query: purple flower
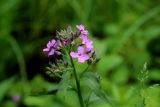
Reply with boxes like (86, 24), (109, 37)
(70, 46), (89, 63)
(12, 95), (21, 103)
(81, 35), (93, 51)
(43, 39), (61, 56)
(76, 24), (85, 31)
(76, 24), (88, 36)
(81, 30), (88, 36)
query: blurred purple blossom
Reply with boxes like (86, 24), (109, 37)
(12, 95), (21, 103)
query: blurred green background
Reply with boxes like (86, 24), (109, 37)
(0, 0), (160, 107)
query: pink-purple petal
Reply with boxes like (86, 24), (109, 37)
(81, 30), (88, 35)
(82, 35), (88, 44)
(51, 39), (56, 45)
(82, 54), (89, 60)
(48, 49), (55, 56)
(43, 48), (49, 52)
(47, 41), (52, 48)
(76, 24), (85, 31)
(87, 38), (93, 44)
(78, 46), (84, 54)
(86, 42), (93, 49)
(70, 52), (78, 58)
(81, 35), (87, 39)
(78, 57), (85, 63)
(86, 48), (91, 51)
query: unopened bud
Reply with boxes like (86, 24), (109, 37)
(55, 51), (61, 55)
(87, 59), (92, 64)
(95, 58), (100, 63)
(67, 25), (72, 31)
(76, 31), (81, 37)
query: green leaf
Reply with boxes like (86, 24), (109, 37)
(30, 87), (58, 96)
(24, 95), (55, 107)
(30, 75), (58, 96)
(97, 54), (123, 75)
(0, 76), (16, 102)
(58, 71), (72, 90)
(30, 72), (73, 96)
(57, 71), (73, 98)
(81, 72), (101, 90)
(81, 72), (113, 106)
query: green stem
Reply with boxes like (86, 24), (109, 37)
(69, 55), (85, 107)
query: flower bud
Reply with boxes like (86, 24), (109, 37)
(87, 59), (92, 64)
(95, 58), (100, 63)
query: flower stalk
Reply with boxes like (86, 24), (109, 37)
(69, 54), (85, 107)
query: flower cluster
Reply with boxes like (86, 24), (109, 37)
(70, 24), (94, 63)
(43, 25), (100, 107)
(43, 24), (98, 64)
(43, 39), (61, 56)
